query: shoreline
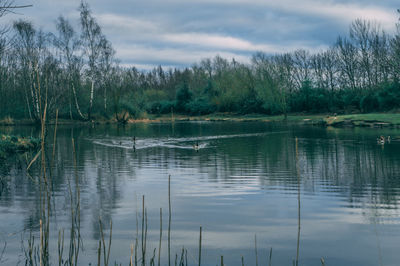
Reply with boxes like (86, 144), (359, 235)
(1, 113), (400, 128)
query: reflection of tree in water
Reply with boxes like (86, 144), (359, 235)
(88, 141), (125, 239)
(0, 154), (46, 231)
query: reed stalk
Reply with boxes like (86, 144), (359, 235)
(255, 234), (258, 266)
(135, 238), (138, 266)
(198, 226), (202, 266)
(97, 239), (101, 266)
(107, 220), (112, 266)
(40, 219), (43, 266)
(141, 195), (145, 266)
(0, 242), (6, 264)
(269, 247), (272, 266)
(168, 175), (171, 266)
(158, 208), (162, 266)
(130, 244), (134, 266)
(295, 137), (301, 266)
(58, 229), (64, 266)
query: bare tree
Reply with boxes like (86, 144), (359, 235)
(79, 1), (104, 120)
(13, 20), (40, 120)
(336, 36), (359, 90)
(98, 37), (115, 113)
(292, 49), (311, 89)
(390, 9), (400, 82)
(54, 16), (86, 119)
(0, 0), (31, 17)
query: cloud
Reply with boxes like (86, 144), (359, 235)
(116, 45), (252, 65)
(2, 0), (399, 69)
(97, 14), (288, 53)
(156, 0), (398, 29)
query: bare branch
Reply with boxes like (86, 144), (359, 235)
(0, 1), (32, 17)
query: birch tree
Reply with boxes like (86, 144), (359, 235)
(55, 16), (86, 119)
(79, 1), (104, 120)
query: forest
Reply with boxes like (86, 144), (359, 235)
(1, 3), (400, 122)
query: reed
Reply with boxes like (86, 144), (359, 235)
(57, 229), (64, 266)
(0, 242), (6, 264)
(141, 195), (146, 266)
(295, 137), (301, 266)
(168, 175), (171, 266)
(149, 249), (156, 266)
(158, 208), (162, 266)
(99, 218), (113, 266)
(198, 226), (202, 266)
(98, 239), (102, 266)
(268, 247), (272, 266)
(254, 234), (258, 266)
(130, 244), (134, 266)
(135, 238), (138, 266)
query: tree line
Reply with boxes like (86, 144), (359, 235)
(1, 3), (400, 122)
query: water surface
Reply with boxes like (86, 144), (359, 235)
(1, 122), (400, 265)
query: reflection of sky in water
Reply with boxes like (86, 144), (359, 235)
(1, 122), (400, 265)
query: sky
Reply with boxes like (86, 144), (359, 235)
(2, 0), (399, 69)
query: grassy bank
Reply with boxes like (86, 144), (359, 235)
(0, 134), (40, 159)
(139, 112), (400, 128)
(2, 113), (400, 128)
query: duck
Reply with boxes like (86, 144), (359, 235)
(193, 141), (199, 152)
(377, 135), (385, 145)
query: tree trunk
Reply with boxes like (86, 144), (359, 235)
(24, 86), (33, 121)
(88, 78), (94, 120)
(104, 85), (107, 113)
(71, 82), (86, 120)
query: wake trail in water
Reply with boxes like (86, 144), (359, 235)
(89, 131), (288, 150)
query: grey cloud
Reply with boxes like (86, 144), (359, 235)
(2, 0), (399, 69)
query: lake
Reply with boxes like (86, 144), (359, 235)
(1, 121), (400, 266)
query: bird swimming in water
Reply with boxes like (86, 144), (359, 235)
(377, 135), (385, 145)
(132, 136), (136, 152)
(193, 141), (199, 152)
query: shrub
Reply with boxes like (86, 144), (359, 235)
(360, 92), (379, 113)
(147, 100), (175, 114)
(238, 97), (263, 114)
(175, 83), (192, 113)
(185, 98), (215, 115)
(377, 83), (400, 110)
(261, 101), (283, 115)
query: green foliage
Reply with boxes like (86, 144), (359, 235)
(261, 101), (283, 115)
(360, 92), (379, 113)
(147, 100), (175, 114)
(175, 83), (192, 113)
(290, 81), (330, 113)
(119, 101), (139, 118)
(377, 83), (400, 110)
(185, 97), (216, 115)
